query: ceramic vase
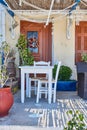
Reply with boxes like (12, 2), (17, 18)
(0, 87), (14, 117)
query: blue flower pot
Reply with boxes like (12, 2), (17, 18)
(56, 80), (77, 91)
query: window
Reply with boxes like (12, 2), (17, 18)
(27, 31), (39, 53)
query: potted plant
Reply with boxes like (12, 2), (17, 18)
(0, 41), (10, 87)
(53, 65), (77, 91)
(0, 41), (14, 117)
(76, 53), (87, 99)
(16, 34), (34, 65)
(81, 53), (87, 62)
(0, 86), (14, 117)
(64, 110), (87, 130)
(76, 53), (87, 73)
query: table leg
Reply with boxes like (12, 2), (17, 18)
(26, 73), (29, 97)
(48, 70), (52, 104)
(21, 71), (25, 103)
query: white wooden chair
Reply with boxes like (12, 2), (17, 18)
(28, 61), (50, 97)
(36, 61), (61, 103)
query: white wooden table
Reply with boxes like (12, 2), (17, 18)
(19, 66), (53, 104)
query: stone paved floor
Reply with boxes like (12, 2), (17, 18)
(0, 90), (87, 129)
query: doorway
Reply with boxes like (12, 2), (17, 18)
(75, 21), (87, 63)
(20, 21), (52, 63)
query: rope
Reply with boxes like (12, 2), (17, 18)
(46, 0), (55, 26)
(81, 0), (87, 7)
(23, 0), (47, 12)
(1, 1), (87, 23)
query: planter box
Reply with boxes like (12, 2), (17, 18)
(76, 62), (87, 73)
(76, 62), (87, 99)
(77, 73), (87, 99)
(56, 81), (77, 91)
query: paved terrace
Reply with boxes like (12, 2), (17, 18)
(0, 90), (87, 130)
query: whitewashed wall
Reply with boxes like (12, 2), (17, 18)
(0, 4), (5, 65)
(0, 5), (20, 77)
(5, 14), (20, 77)
(1, 5), (87, 79)
(53, 15), (87, 80)
(0, 4), (5, 45)
(53, 17), (76, 79)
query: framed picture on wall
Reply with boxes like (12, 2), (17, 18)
(27, 31), (39, 53)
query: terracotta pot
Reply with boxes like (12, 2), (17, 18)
(0, 87), (14, 117)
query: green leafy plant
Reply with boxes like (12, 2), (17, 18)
(0, 41), (10, 87)
(16, 34), (34, 65)
(53, 65), (72, 81)
(81, 53), (87, 62)
(64, 110), (87, 130)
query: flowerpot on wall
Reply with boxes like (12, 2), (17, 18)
(0, 87), (14, 117)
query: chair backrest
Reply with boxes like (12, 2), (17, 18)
(34, 61), (50, 78)
(55, 61), (61, 83)
(34, 61), (50, 66)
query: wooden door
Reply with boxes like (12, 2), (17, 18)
(75, 22), (87, 63)
(20, 21), (52, 63)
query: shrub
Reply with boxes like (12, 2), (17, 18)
(53, 65), (72, 81)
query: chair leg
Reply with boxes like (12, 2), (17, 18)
(53, 84), (56, 103)
(39, 93), (41, 98)
(45, 83), (48, 98)
(53, 91), (56, 103)
(28, 78), (31, 98)
(36, 80), (40, 103)
(34, 81), (37, 95)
